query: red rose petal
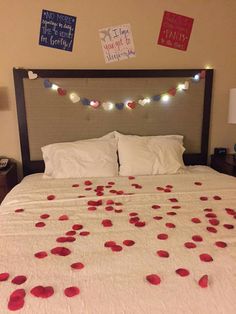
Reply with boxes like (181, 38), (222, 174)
(72, 224), (83, 230)
(146, 274), (161, 285)
(10, 289), (26, 299)
(200, 196), (208, 201)
(115, 202), (123, 206)
(79, 231), (90, 236)
(106, 200), (114, 205)
(30, 286), (54, 298)
(102, 219), (113, 227)
(172, 205), (181, 209)
(169, 198), (178, 202)
(15, 208), (24, 213)
(59, 215), (69, 221)
(157, 250), (169, 258)
(152, 205), (161, 209)
(11, 275), (27, 285)
(8, 292), (25, 311)
(71, 262), (84, 270)
(50, 247), (71, 256)
(223, 224), (234, 229)
(206, 226), (217, 233)
(123, 240), (135, 247)
(128, 176), (135, 180)
(194, 182), (202, 186)
(40, 214), (50, 219)
(135, 221), (146, 227)
(165, 223), (176, 228)
(66, 230), (76, 236)
(104, 241), (116, 248)
(35, 222), (46, 228)
(115, 209), (123, 213)
(0, 272), (9, 281)
(215, 241), (227, 248)
(34, 251), (48, 259)
(72, 184), (79, 187)
(47, 195), (55, 200)
(88, 206), (97, 211)
(105, 206), (114, 211)
(184, 242), (197, 249)
(157, 233), (168, 240)
(198, 275), (208, 288)
(225, 208), (236, 215)
(84, 180), (92, 186)
(176, 268), (190, 277)
(204, 208), (213, 212)
(205, 213), (217, 218)
(164, 188), (171, 193)
(153, 216), (163, 220)
(213, 195), (221, 200)
(111, 245), (123, 252)
(64, 286), (80, 297)
(108, 181), (115, 185)
(191, 218), (201, 223)
(199, 253), (213, 262)
(209, 218), (219, 226)
(167, 211), (177, 216)
(129, 217), (140, 224)
(156, 187), (164, 191)
(192, 235), (203, 242)
(96, 191), (104, 196)
(56, 236), (76, 243)
(166, 185), (173, 189)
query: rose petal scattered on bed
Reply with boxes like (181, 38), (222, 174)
(146, 274), (161, 285)
(223, 224), (234, 229)
(108, 182), (115, 185)
(135, 221), (146, 227)
(209, 218), (220, 226)
(72, 224), (83, 230)
(166, 185), (173, 189)
(152, 205), (161, 209)
(11, 275), (27, 285)
(167, 211), (177, 216)
(206, 226), (217, 233)
(64, 286), (80, 297)
(184, 242), (197, 249)
(128, 176), (135, 180)
(157, 250), (169, 258)
(65, 230), (76, 236)
(30, 286), (54, 298)
(198, 275), (208, 288)
(40, 214), (50, 219)
(102, 219), (113, 227)
(165, 223), (176, 228)
(8, 289), (26, 311)
(192, 235), (203, 242)
(129, 217), (140, 224)
(129, 212), (138, 216)
(191, 218), (201, 223)
(153, 216), (163, 220)
(115, 209), (123, 213)
(106, 200), (114, 205)
(204, 208), (213, 212)
(59, 215), (69, 221)
(111, 245), (123, 252)
(84, 180), (92, 186)
(71, 262), (85, 270)
(88, 206), (97, 211)
(104, 241), (116, 248)
(0, 272), (10, 281)
(213, 195), (222, 200)
(194, 182), (202, 186)
(72, 184), (79, 187)
(205, 213), (217, 218)
(96, 191), (104, 196)
(105, 206), (114, 211)
(47, 195), (55, 201)
(172, 205), (181, 209)
(200, 196), (208, 201)
(215, 241), (227, 248)
(50, 247), (71, 256)
(56, 236), (76, 243)
(79, 231), (90, 236)
(35, 222), (46, 228)
(175, 268), (190, 277)
(34, 251), (48, 259)
(225, 208), (236, 215)
(157, 233), (168, 240)
(123, 240), (135, 246)
(156, 187), (164, 191)
(164, 188), (171, 193)
(199, 253), (213, 262)
(85, 187), (92, 191)
(15, 208), (24, 213)
(169, 198), (178, 202)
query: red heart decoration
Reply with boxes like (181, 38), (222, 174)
(127, 101), (136, 109)
(168, 87), (176, 96)
(57, 88), (67, 96)
(30, 286), (54, 298)
(90, 100), (100, 108)
(200, 70), (206, 79)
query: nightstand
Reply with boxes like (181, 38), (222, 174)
(211, 154), (236, 177)
(0, 163), (18, 204)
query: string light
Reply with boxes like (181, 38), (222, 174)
(193, 74), (200, 81)
(138, 97), (151, 106)
(51, 84), (59, 90)
(69, 92), (80, 103)
(102, 102), (114, 111)
(161, 94), (170, 102)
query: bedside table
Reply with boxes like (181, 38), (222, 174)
(0, 163), (18, 204)
(211, 154), (236, 177)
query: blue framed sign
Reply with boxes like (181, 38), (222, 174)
(39, 9), (77, 52)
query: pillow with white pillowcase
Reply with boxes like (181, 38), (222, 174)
(115, 132), (185, 176)
(42, 133), (118, 178)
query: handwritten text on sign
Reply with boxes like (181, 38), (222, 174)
(157, 11), (194, 51)
(39, 9), (76, 52)
(99, 24), (136, 63)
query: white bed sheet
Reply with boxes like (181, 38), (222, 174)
(0, 166), (236, 314)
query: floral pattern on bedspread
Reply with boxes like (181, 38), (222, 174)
(0, 169), (236, 313)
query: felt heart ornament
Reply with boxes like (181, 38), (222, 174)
(28, 71), (38, 80)
(138, 97), (150, 106)
(44, 79), (52, 88)
(115, 102), (124, 110)
(90, 100), (100, 108)
(69, 92), (80, 103)
(168, 87), (176, 96)
(152, 94), (161, 101)
(102, 102), (114, 110)
(57, 88), (67, 96)
(126, 101), (136, 109)
(81, 98), (90, 106)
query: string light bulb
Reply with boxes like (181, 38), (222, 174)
(193, 74), (200, 81)
(102, 102), (114, 111)
(69, 92), (80, 103)
(51, 84), (59, 90)
(161, 94), (170, 102)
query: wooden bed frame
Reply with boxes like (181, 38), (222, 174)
(13, 68), (213, 176)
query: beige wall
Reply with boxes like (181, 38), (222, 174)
(0, 0), (236, 169)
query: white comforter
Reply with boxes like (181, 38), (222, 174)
(0, 167), (236, 314)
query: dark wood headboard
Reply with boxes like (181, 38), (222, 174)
(13, 68), (213, 176)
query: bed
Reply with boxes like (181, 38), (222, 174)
(0, 68), (235, 313)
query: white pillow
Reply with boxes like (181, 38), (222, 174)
(42, 138), (118, 178)
(115, 132), (185, 176)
